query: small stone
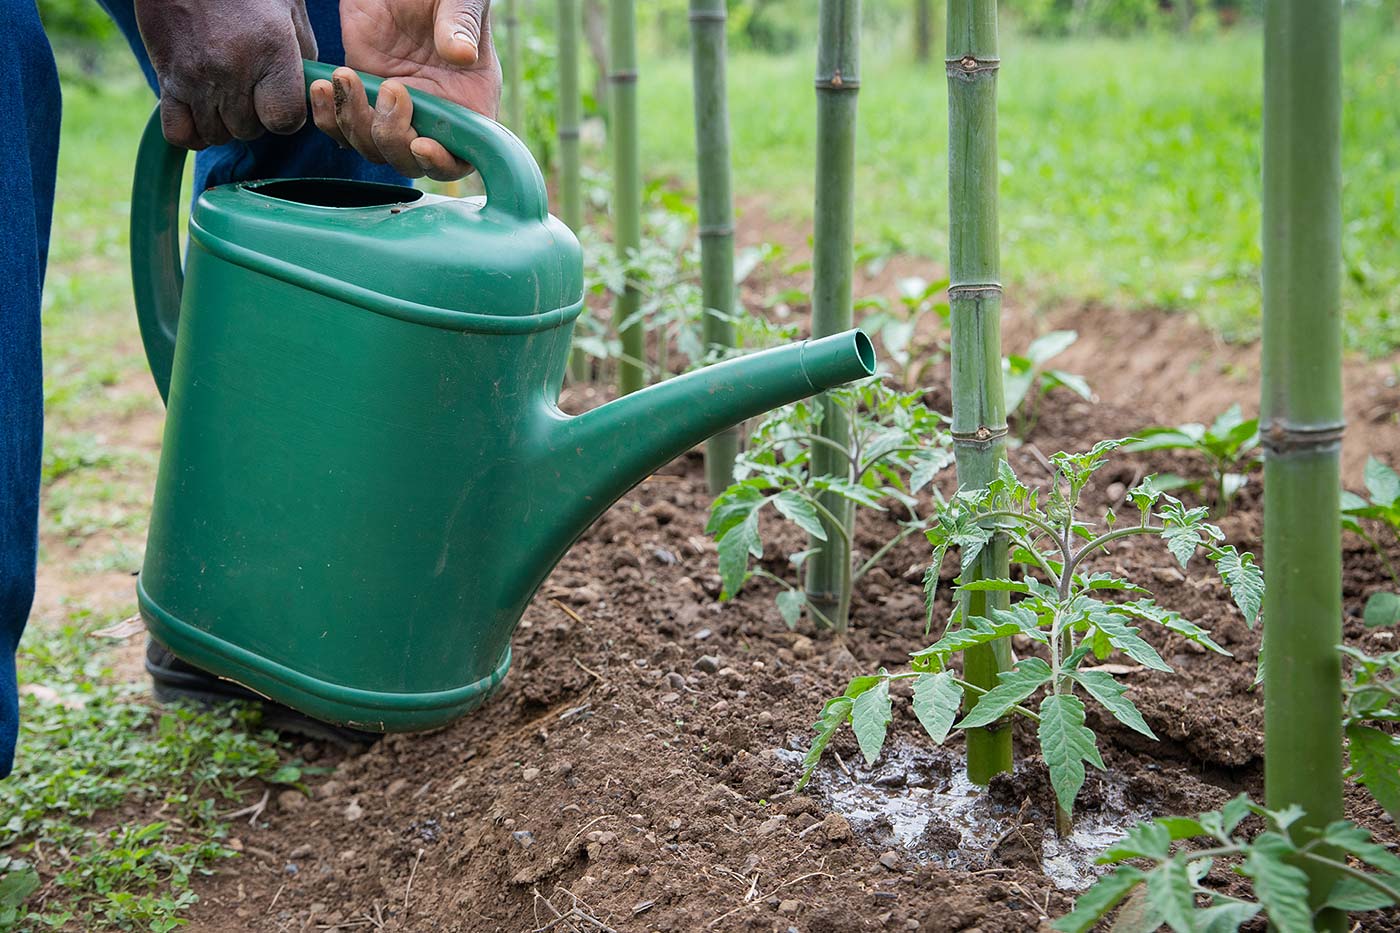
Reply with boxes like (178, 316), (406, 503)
(308, 902), (327, 915)
(612, 550), (641, 570)
(822, 813), (853, 843)
(791, 636), (815, 659)
(317, 780), (342, 800)
(694, 655), (721, 674)
(572, 585), (603, 605)
(756, 815), (788, 836)
(907, 921), (921, 930)
(693, 628), (712, 641)
(289, 844), (314, 860)
(665, 672), (686, 690)
(512, 830), (535, 848)
(659, 692), (680, 704)
(710, 699), (729, 713)
(521, 767), (541, 781)
(278, 789), (308, 813)
(716, 666), (740, 679)
(386, 778), (410, 797)
(227, 837), (244, 851)
(757, 711), (774, 724)
(337, 848), (358, 862)
(878, 850), (900, 870)
(1107, 482), (1126, 502)
(283, 863), (299, 876)
(648, 546), (678, 565)
(779, 898), (801, 914)
(585, 830), (617, 845)
(343, 799), (363, 822)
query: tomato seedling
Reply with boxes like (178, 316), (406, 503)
(1341, 456), (1400, 628)
(1124, 403), (1261, 515)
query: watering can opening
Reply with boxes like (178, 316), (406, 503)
(243, 178), (426, 209)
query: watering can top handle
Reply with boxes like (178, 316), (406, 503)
(131, 60), (548, 403)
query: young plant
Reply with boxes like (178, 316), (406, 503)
(1340, 642), (1400, 823)
(1056, 796), (1400, 933)
(856, 276), (951, 388)
(798, 442), (1263, 837)
(1002, 330), (1093, 436)
(706, 379), (954, 631)
(1124, 403), (1262, 514)
(1341, 456), (1400, 627)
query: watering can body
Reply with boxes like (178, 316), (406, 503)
(132, 62), (875, 731)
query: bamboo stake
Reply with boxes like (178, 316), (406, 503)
(803, 0), (860, 633)
(1261, 1), (1344, 925)
(689, 0), (739, 493)
(558, 0), (589, 383)
(609, 0), (645, 395)
(915, 0), (932, 62)
(504, 0), (524, 132)
(947, 0), (1013, 785)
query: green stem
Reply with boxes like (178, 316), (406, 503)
(1261, 1), (1345, 927)
(1069, 524), (1164, 575)
(557, 0), (589, 384)
(609, 0), (644, 395)
(804, 0), (861, 634)
(689, 0), (741, 495)
(504, 0), (524, 132)
(854, 521), (927, 581)
(1300, 855), (1400, 905)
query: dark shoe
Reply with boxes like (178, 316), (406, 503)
(145, 638), (380, 750)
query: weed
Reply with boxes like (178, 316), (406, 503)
(1341, 456), (1400, 627)
(1003, 330), (1092, 436)
(1340, 643), (1400, 825)
(799, 442), (1262, 834)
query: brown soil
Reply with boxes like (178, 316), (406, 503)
(52, 209), (1400, 932)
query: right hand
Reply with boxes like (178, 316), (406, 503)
(134, 0), (319, 150)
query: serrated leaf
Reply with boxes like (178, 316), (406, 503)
(1163, 523), (1203, 568)
(1090, 610), (1173, 672)
(1241, 836), (1313, 933)
(706, 481), (767, 537)
(923, 614), (1023, 656)
(851, 679), (892, 766)
(1103, 820), (1173, 861)
(1039, 694), (1104, 815)
(0, 861), (39, 908)
(772, 490), (827, 541)
(1347, 723), (1400, 824)
(1144, 854), (1199, 933)
(1364, 592), (1400, 629)
(1071, 670), (1157, 739)
(796, 696), (852, 791)
(1366, 457), (1400, 508)
(912, 671), (962, 744)
(776, 590), (804, 628)
(717, 511), (761, 599)
(1195, 899), (1262, 933)
(958, 658), (1053, 729)
(1213, 546), (1264, 628)
(1325, 874), (1398, 912)
(1051, 866), (1146, 933)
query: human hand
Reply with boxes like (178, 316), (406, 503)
(309, 0), (502, 181)
(134, 0), (318, 149)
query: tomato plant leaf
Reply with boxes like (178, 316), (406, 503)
(775, 590), (805, 628)
(1240, 834), (1313, 933)
(1365, 457), (1400, 509)
(1364, 592), (1400, 629)
(1144, 854), (1199, 933)
(912, 671), (962, 745)
(1213, 545), (1264, 627)
(772, 490), (827, 541)
(1346, 723), (1400, 824)
(1089, 610), (1172, 672)
(1039, 693), (1103, 815)
(1050, 866), (1146, 933)
(716, 511), (761, 599)
(1103, 819), (1173, 861)
(796, 696), (852, 792)
(850, 679), (892, 766)
(1070, 669), (1156, 739)
(957, 658), (1052, 730)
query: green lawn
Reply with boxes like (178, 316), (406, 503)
(633, 24), (1400, 355)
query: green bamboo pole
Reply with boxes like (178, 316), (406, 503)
(689, 0), (739, 493)
(558, 0), (589, 384)
(609, 0), (645, 395)
(803, 0), (860, 633)
(504, 0), (524, 132)
(947, 0), (1013, 785)
(915, 0), (932, 62)
(1261, 1), (1344, 925)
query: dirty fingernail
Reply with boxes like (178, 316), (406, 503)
(331, 78), (347, 112)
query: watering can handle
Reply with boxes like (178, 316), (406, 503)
(131, 59), (549, 402)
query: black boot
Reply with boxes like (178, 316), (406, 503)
(145, 638), (380, 750)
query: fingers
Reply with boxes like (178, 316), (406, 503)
(290, 1), (318, 60)
(410, 137), (474, 182)
(434, 0), (489, 67)
(369, 83), (423, 178)
(327, 67), (386, 163)
(309, 80), (350, 149)
(252, 39), (309, 136)
(159, 96), (205, 150)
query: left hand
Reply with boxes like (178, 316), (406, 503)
(310, 0), (502, 181)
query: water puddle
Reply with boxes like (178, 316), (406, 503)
(778, 742), (1148, 890)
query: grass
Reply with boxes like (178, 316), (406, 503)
(632, 22), (1400, 355)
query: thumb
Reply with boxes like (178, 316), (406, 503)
(435, 0), (489, 68)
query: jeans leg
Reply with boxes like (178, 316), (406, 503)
(97, 0), (408, 189)
(0, 0), (61, 778)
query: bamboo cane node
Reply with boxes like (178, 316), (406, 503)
(952, 425), (1010, 447)
(946, 56), (1001, 79)
(815, 71), (861, 91)
(1260, 420), (1346, 454)
(948, 283), (1003, 301)
(557, 128), (581, 140)
(688, 10), (727, 22)
(609, 70), (639, 84)
(698, 224), (735, 238)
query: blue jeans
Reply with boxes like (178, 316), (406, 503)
(1, 0), (406, 777)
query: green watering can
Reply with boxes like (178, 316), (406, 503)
(129, 61), (875, 732)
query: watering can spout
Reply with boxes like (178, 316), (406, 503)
(549, 329), (876, 513)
